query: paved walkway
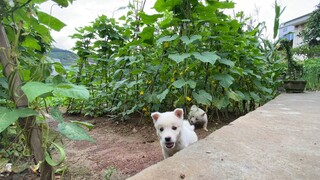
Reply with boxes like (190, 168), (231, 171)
(129, 92), (320, 180)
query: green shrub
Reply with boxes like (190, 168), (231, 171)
(303, 58), (320, 90)
(293, 45), (320, 58)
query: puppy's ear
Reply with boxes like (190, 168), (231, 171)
(174, 108), (184, 119)
(151, 112), (160, 122)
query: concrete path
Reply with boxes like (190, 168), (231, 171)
(129, 92), (320, 180)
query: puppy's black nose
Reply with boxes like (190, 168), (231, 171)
(165, 137), (171, 142)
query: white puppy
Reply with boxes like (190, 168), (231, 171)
(151, 108), (198, 159)
(188, 105), (208, 131)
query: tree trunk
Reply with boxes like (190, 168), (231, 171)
(0, 24), (53, 179)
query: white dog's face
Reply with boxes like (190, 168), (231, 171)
(189, 105), (205, 124)
(189, 105), (199, 124)
(189, 116), (197, 124)
(151, 109), (184, 149)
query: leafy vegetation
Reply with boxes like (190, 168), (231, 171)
(302, 58), (320, 90)
(66, 0), (284, 119)
(281, 39), (303, 80)
(301, 3), (320, 46)
(1, 0), (307, 178)
(0, 0), (93, 179)
(293, 44), (320, 58)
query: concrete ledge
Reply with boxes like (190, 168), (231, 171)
(129, 92), (320, 179)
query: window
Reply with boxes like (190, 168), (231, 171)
(283, 27), (287, 32)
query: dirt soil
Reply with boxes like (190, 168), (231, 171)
(59, 114), (234, 180)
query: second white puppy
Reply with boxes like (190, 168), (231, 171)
(151, 108), (198, 159)
(188, 105), (208, 131)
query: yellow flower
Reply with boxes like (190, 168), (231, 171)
(163, 42), (169, 48)
(140, 91), (144, 95)
(142, 107), (148, 112)
(171, 78), (175, 83)
(186, 96), (192, 102)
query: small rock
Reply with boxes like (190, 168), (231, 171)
(132, 128), (138, 133)
(5, 163), (12, 173)
(180, 173), (185, 179)
(206, 151), (211, 154)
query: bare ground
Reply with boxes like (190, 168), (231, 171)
(0, 113), (235, 180)
(60, 114), (234, 180)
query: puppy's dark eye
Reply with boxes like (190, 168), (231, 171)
(160, 127), (164, 132)
(172, 126), (177, 130)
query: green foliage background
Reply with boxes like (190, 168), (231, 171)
(301, 4), (320, 46)
(1, 0), (319, 177)
(64, 0), (284, 118)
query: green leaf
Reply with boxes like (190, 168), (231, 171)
(21, 82), (54, 102)
(0, 107), (37, 133)
(0, 108), (18, 133)
(139, 26), (155, 44)
(186, 80), (196, 89)
(58, 122), (95, 143)
(218, 58), (235, 67)
(157, 89), (169, 103)
(154, 0), (182, 12)
(253, 79), (272, 94)
(235, 90), (246, 100)
(213, 96), (230, 109)
(230, 67), (243, 76)
(168, 53), (191, 63)
(227, 90), (242, 101)
(37, 11), (66, 31)
(214, 1), (234, 9)
(180, 35), (202, 45)
(250, 92), (261, 102)
(172, 79), (196, 88)
(114, 79), (128, 90)
(50, 107), (64, 123)
(52, 75), (67, 85)
(15, 108), (38, 118)
(52, 0), (71, 7)
(213, 73), (234, 88)
(156, 34), (178, 45)
(45, 142), (65, 167)
(192, 90), (212, 105)
(243, 92), (251, 101)
(0, 77), (8, 89)
(172, 79), (186, 88)
(139, 12), (163, 24)
(70, 121), (94, 131)
(53, 63), (67, 74)
(21, 35), (41, 50)
(192, 52), (220, 65)
(54, 83), (89, 100)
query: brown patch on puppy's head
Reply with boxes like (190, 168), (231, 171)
(151, 112), (160, 123)
(174, 108), (184, 119)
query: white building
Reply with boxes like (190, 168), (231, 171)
(279, 13), (311, 48)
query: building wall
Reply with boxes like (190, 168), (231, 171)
(279, 25), (294, 41)
(293, 24), (306, 48)
(278, 13), (311, 48)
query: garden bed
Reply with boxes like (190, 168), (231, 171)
(60, 114), (235, 179)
